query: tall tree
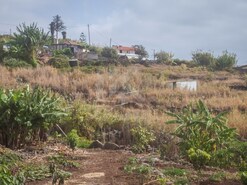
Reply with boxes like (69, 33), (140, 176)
(79, 32), (86, 43)
(49, 22), (55, 44)
(155, 51), (174, 65)
(52, 15), (66, 44)
(132, 45), (148, 59)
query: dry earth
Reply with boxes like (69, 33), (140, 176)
(27, 149), (139, 185)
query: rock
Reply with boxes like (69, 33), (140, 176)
(89, 140), (104, 149)
(103, 142), (120, 150)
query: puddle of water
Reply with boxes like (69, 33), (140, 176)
(166, 80), (197, 91)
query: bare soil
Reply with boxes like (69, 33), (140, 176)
(27, 149), (139, 185)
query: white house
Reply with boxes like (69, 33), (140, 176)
(112, 45), (139, 59)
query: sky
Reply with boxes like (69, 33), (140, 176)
(0, 0), (247, 65)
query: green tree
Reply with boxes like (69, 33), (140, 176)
(133, 45), (148, 59)
(155, 51), (174, 64)
(0, 35), (13, 63)
(215, 50), (237, 70)
(49, 21), (55, 44)
(192, 50), (216, 68)
(101, 47), (118, 59)
(11, 23), (49, 67)
(79, 32), (86, 43)
(52, 15), (66, 44)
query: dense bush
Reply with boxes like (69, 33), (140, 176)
(131, 124), (155, 153)
(215, 50), (237, 70)
(48, 55), (70, 68)
(3, 57), (32, 68)
(192, 50), (215, 68)
(67, 129), (79, 151)
(166, 100), (237, 168)
(53, 48), (73, 58)
(0, 86), (65, 148)
(155, 51), (174, 65)
(101, 47), (118, 60)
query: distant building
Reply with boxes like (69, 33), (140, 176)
(112, 45), (139, 59)
(49, 40), (83, 54)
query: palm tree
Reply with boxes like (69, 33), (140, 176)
(50, 21), (55, 44)
(12, 23), (49, 66)
(52, 15), (66, 44)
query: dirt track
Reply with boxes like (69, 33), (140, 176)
(29, 149), (139, 185)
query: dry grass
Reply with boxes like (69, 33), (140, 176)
(0, 64), (246, 137)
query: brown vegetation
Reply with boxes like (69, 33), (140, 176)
(0, 64), (246, 138)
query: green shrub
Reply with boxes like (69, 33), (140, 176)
(131, 124), (155, 153)
(166, 100), (237, 169)
(48, 55), (70, 68)
(67, 129), (79, 151)
(53, 48), (73, 58)
(163, 168), (187, 177)
(48, 154), (79, 168)
(166, 100), (236, 156)
(0, 164), (25, 185)
(3, 57), (32, 68)
(77, 138), (92, 148)
(187, 148), (211, 171)
(215, 51), (237, 70)
(241, 171), (247, 185)
(0, 86), (66, 148)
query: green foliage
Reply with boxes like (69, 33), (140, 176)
(3, 57), (32, 68)
(48, 154), (79, 168)
(10, 23), (49, 67)
(163, 168), (187, 177)
(166, 100), (236, 156)
(131, 124), (155, 153)
(0, 86), (66, 148)
(155, 51), (174, 65)
(192, 50), (216, 68)
(215, 50), (237, 70)
(48, 55), (70, 68)
(77, 138), (92, 148)
(23, 164), (51, 181)
(241, 171), (247, 185)
(124, 158), (152, 175)
(0, 164), (25, 185)
(133, 45), (148, 58)
(187, 148), (211, 171)
(209, 172), (226, 182)
(52, 169), (71, 185)
(60, 102), (130, 140)
(53, 48), (73, 58)
(101, 47), (118, 59)
(67, 129), (79, 151)
(166, 100), (237, 170)
(88, 45), (102, 54)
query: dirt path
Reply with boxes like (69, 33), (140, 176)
(30, 149), (139, 185)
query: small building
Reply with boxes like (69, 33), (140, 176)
(112, 45), (139, 59)
(49, 40), (83, 56)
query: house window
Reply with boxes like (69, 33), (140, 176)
(120, 50), (122, 53)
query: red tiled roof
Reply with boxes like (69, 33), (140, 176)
(113, 46), (135, 52)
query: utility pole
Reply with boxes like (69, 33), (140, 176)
(110, 38), (112, 47)
(87, 24), (91, 46)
